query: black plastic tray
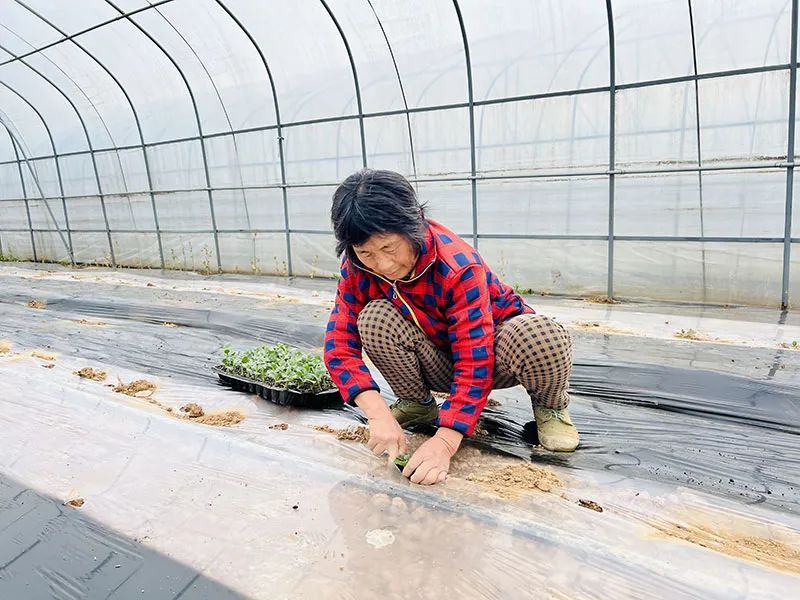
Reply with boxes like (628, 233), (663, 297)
(213, 366), (342, 409)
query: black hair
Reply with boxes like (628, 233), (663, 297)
(331, 169), (428, 262)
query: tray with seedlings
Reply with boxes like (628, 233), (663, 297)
(214, 343), (341, 408)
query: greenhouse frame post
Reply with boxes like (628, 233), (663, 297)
(214, 0), (293, 276)
(17, 0), (172, 270)
(605, 0), (616, 299)
(3, 125), (35, 260)
(687, 0), (708, 301)
(452, 0), (478, 250)
(105, 0), (222, 272)
(320, 0), (367, 170)
(0, 82), (73, 263)
(783, 0), (798, 310)
(1, 46), (117, 268)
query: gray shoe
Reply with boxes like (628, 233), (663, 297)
(390, 398), (439, 428)
(534, 406), (579, 452)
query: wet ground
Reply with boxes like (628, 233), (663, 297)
(1, 263), (799, 598)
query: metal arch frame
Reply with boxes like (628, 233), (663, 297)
(687, 0), (708, 302)
(147, 2), (254, 236)
(104, 0), (222, 272)
(451, 0), (478, 249)
(0, 1), (797, 307)
(366, 0), (418, 183)
(319, 0), (367, 170)
(0, 81), (73, 263)
(16, 0), (167, 270)
(605, 0), (616, 299)
(782, 0), (798, 310)
(213, 0), (293, 276)
(0, 42), (115, 266)
(0, 0), (179, 69)
(1, 20), (134, 203)
(1, 123), (32, 259)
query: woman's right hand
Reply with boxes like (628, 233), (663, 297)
(354, 390), (407, 460)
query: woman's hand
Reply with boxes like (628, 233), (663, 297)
(366, 412), (407, 460)
(403, 428), (463, 485)
(355, 390), (407, 460)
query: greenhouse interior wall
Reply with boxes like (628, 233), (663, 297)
(1, 0), (799, 308)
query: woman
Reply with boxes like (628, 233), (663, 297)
(324, 169), (579, 486)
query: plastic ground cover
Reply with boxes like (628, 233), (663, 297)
(1, 264), (800, 599)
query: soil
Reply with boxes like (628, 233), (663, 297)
(180, 403), (205, 417)
(42, 364), (55, 369)
(31, 350), (56, 361)
(27, 299), (47, 309)
(578, 499), (604, 512)
(485, 397), (501, 407)
(465, 463), (561, 499)
(113, 379), (156, 397)
(76, 319), (106, 326)
(431, 391), (449, 400)
(585, 295), (619, 305)
(186, 411), (245, 427)
(0, 340), (11, 353)
(162, 322), (177, 327)
(270, 423), (289, 430)
(652, 521), (800, 575)
(674, 328), (714, 341)
(74, 367), (107, 381)
(314, 424), (370, 443)
(64, 498), (85, 508)
(571, 321), (636, 336)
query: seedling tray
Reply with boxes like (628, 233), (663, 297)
(213, 365), (342, 409)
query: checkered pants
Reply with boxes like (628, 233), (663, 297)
(356, 300), (572, 409)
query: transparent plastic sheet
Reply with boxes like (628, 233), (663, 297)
(1, 266), (800, 598)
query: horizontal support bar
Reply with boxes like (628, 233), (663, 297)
(0, 162), (793, 203)
(11, 227), (799, 244)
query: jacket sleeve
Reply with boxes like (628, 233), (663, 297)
(323, 263), (380, 404)
(437, 265), (494, 436)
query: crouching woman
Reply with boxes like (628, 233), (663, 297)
(323, 169), (579, 486)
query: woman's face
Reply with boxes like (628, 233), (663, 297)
(353, 233), (418, 281)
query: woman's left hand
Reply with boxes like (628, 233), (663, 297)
(403, 430), (462, 485)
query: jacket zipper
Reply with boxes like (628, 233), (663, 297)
(356, 252), (437, 332)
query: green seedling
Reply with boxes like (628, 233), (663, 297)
(221, 342), (334, 394)
(393, 453), (410, 471)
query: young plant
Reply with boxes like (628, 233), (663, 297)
(221, 343), (334, 394)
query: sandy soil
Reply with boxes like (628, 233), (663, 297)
(465, 463), (561, 499)
(74, 367), (107, 381)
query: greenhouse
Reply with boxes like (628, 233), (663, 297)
(1, 1), (799, 599)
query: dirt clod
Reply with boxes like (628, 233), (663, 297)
(64, 498), (85, 508)
(31, 350), (56, 361)
(113, 379), (156, 397)
(578, 499), (604, 512)
(585, 295), (618, 305)
(162, 322), (177, 327)
(75, 367), (107, 381)
(146, 283), (155, 287)
(270, 423), (289, 430)
(486, 397), (501, 407)
(314, 424), (370, 443)
(180, 403), (205, 417)
(0, 340), (12, 354)
(42, 364), (55, 369)
(186, 411), (245, 427)
(77, 319), (106, 326)
(466, 463), (561, 499)
(653, 521), (800, 575)
(27, 299), (47, 309)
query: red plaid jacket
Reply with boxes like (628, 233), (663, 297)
(323, 219), (534, 436)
